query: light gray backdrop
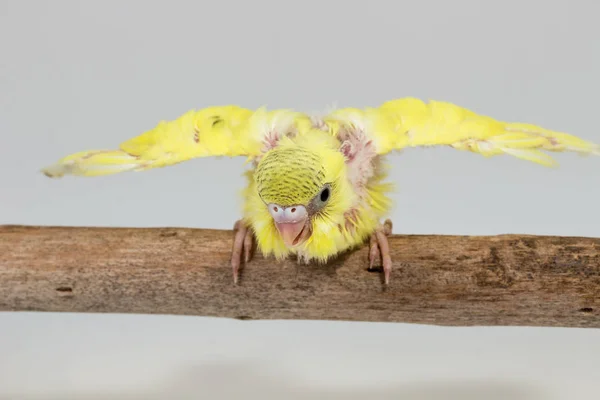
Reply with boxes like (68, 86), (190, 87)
(1, 1), (599, 399)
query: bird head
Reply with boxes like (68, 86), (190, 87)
(253, 135), (351, 248)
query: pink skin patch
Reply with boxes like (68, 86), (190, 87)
(262, 131), (280, 152)
(337, 125), (377, 199)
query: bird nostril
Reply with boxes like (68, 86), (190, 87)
(291, 208), (296, 213)
(273, 206), (278, 212)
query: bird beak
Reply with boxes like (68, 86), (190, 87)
(276, 219), (309, 247)
(267, 204), (311, 247)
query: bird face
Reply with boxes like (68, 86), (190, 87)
(265, 183), (332, 247)
(254, 146), (333, 247)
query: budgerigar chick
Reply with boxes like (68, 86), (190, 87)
(41, 97), (600, 284)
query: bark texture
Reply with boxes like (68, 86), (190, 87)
(1, 225), (599, 327)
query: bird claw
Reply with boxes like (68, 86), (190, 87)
(231, 219), (255, 284)
(368, 219), (393, 284)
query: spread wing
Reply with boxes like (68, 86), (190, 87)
(42, 97), (600, 178)
(324, 97), (600, 167)
(41, 105), (307, 178)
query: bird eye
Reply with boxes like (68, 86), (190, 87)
(320, 187), (330, 202)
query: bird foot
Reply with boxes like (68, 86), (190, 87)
(368, 219), (393, 284)
(231, 219), (255, 284)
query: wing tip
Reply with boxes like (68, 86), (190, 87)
(40, 162), (72, 178)
(40, 149), (148, 178)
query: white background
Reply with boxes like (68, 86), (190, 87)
(1, 1), (599, 398)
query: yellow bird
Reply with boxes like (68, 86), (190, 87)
(41, 97), (600, 284)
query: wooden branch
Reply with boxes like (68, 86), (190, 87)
(1, 225), (599, 328)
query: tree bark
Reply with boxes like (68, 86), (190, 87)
(1, 225), (599, 327)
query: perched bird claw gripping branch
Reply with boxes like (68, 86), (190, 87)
(369, 219), (393, 284)
(41, 97), (600, 285)
(231, 219), (255, 284)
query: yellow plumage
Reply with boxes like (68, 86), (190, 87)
(41, 97), (600, 284)
(323, 97), (600, 166)
(241, 129), (387, 264)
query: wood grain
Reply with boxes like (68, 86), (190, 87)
(1, 225), (599, 327)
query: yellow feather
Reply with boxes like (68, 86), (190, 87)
(40, 105), (310, 178)
(367, 97), (600, 166)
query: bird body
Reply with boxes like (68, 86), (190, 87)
(42, 97), (600, 284)
(242, 126), (392, 265)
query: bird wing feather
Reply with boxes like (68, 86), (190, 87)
(41, 105), (307, 178)
(323, 97), (600, 167)
(42, 97), (600, 178)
